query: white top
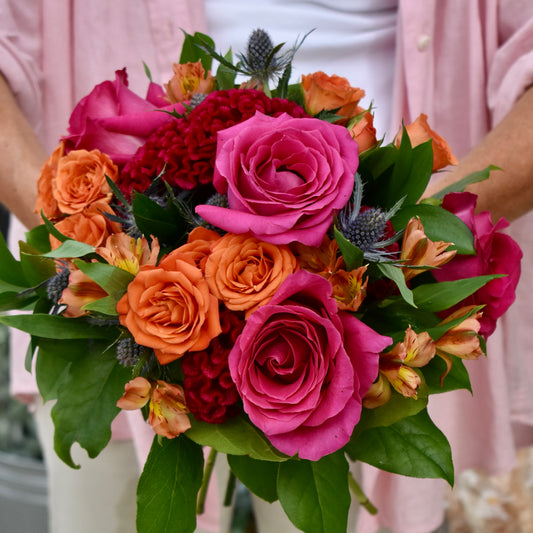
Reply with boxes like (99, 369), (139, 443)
(205, 0), (398, 137)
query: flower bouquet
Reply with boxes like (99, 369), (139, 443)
(0, 30), (522, 533)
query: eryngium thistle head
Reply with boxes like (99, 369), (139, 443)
(246, 29), (277, 72)
(116, 338), (145, 367)
(46, 265), (70, 304)
(344, 208), (390, 252)
(338, 174), (403, 261)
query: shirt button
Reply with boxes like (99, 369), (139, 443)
(417, 34), (431, 52)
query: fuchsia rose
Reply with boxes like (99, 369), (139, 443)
(433, 192), (522, 338)
(63, 69), (184, 165)
(228, 269), (391, 460)
(196, 112), (358, 246)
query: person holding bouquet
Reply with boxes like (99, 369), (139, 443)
(1, 1), (533, 533)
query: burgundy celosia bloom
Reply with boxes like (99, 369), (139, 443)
(118, 89), (308, 198)
(181, 308), (245, 424)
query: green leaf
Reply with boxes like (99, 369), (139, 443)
(412, 275), (503, 312)
(41, 212), (70, 244)
(278, 452), (351, 533)
(425, 305), (484, 341)
(392, 203), (475, 255)
(0, 230), (27, 286)
(19, 242), (57, 286)
(137, 436), (204, 533)
(24, 224), (52, 253)
(179, 31), (215, 71)
(73, 260), (134, 302)
(227, 455), (279, 503)
(350, 409), (454, 485)
(51, 343), (130, 467)
(82, 295), (120, 316)
(132, 193), (189, 246)
(186, 415), (288, 462)
(430, 165), (499, 200)
(377, 262), (416, 307)
(42, 240), (95, 258)
(423, 354), (472, 394)
(0, 313), (119, 339)
(216, 49), (236, 90)
(334, 226), (364, 269)
(0, 290), (39, 312)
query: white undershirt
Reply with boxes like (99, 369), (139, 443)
(205, 0), (398, 137)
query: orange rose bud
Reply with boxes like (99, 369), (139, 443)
(436, 306), (483, 360)
(116, 377), (152, 410)
(148, 381), (191, 438)
(396, 113), (458, 171)
(400, 217), (456, 281)
(52, 149), (119, 215)
(165, 61), (215, 103)
(204, 233), (299, 318)
(301, 71), (365, 122)
(348, 108), (379, 153)
(96, 233), (159, 275)
(49, 201), (122, 250)
(35, 142), (65, 220)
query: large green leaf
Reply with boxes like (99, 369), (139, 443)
(227, 454), (279, 503)
(423, 354), (472, 394)
(42, 240), (95, 258)
(187, 416), (288, 462)
(0, 313), (119, 339)
(19, 242), (57, 286)
(137, 436), (204, 533)
(429, 165), (498, 200)
(0, 230), (27, 286)
(412, 275), (503, 312)
(350, 409), (454, 485)
(278, 452), (351, 533)
(179, 31), (215, 72)
(334, 226), (364, 270)
(392, 203), (475, 255)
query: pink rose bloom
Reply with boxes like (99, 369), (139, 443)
(196, 112), (358, 246)
(228, 270), (390, 460)
(63, 69), (184, 165)
(433, 192), (522, 338)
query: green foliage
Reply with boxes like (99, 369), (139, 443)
(186, 415), (288, 462)
(349, 409), (454, 485)
(278, 452), (351, 533)
(137, 436), (204, 533)
(334, 226), (364, 269)
(227, 454), (279, 503)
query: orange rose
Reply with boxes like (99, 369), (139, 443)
(116, 249), (221, 364)
(396, 114), (458, 171)
(174, 226), (221, 270)
(348, 108), (379, 153)
(35, 142), (65, 221)
(51, 149), (118, 215)
(301, 71), (365, 122)
(165, 61), (215, 103)
(204, 233), (299, 318)
(50, 201), (122, 250)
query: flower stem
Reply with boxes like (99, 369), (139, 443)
(197, 448), (217, 515)
(223, 471), (237, 507)
(348, 472), (378, 515)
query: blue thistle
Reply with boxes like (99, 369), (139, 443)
(338, 174), (404, 262)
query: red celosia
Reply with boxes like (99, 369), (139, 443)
(118, 89), (308, 198)
(181, 308), (245, 423)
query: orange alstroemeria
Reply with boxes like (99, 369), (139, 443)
(59, 266), (108, 317)
(436, 306), (484, 360)
(148, 381), (191, 439)
(96, 233), (160, 276)
(165, 61), (215, 103)
(330, 266), (368, 312)
(362, 374), (392, 409)
(291, 235), (344, 278)
(400, 217), (456, 281)
(117, 378), (191, 439)
(378, 326), (436, 400)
